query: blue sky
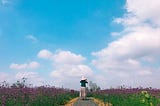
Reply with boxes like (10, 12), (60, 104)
(0, 0), (160, 89)
(0, 0), (124, 65)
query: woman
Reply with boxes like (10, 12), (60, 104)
(80, 76), (88, 100)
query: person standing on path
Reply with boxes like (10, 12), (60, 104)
(80, 76), (88, 100)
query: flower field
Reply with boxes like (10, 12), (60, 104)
(0, 84), (78, 106)
(89, 88), (160, 106)
(1, 80), (160, 106)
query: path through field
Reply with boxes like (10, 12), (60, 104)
(73, 98), (97, 106)
(65, 97), (111, 106)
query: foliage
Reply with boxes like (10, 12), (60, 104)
(88, 88), (160, 106)
(88, 81), (101, 92)
(1, 79), (160, 106)
(140, 91), (154, 106)
(0, 79), (78, 106)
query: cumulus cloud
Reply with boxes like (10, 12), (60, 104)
(51, 65), (92, 78)
(0, 71), (45, 87)
(51, 50), (92, 89)
(0, 72), (15, 84)
(114, 0), (160, 27)
(125, 0), (160, 26)
(137, 70), (152, 76)
(0, 72), (9, 82)
(28, 61), (40, 69)
(92, 0), (160, 88)
(93, 26), (160, 61)
(38, 49), (93, 89)
(10, 61), (40, 70)
(15, 71), (44, 86)
(50, 64), (93, 89)
(37, 49), (53, 59)
(53, 50), (86, 64)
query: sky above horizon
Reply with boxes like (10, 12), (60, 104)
(0, 0), (160, 89)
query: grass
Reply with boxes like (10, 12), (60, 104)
(87, 89), (160, 106)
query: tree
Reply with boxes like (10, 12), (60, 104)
(88, 81), (101, 92)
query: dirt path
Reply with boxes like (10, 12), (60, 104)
(73, 98), (98, 106)
(65, 97), (111, 106)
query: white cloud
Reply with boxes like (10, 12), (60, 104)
(26, 35), (38, 43)
(111, 32), (121, 37)
(114, 0), (160, 27)
(10, 63), (27, 70)
(15, 71), (44, 86)
(137, 70), (152, 76)
(114, 16), (141, 26)
(93, 26), (160, 61)
(37, 49), (53, 59)
(28, 61), (40, 69)
(10, 61), (40, 70)
(0, 72), (9, 82)
(0, 72), (15, 84)
(51, 64), (93, 78)
(50, 64), (93, 89)
(0, 71), (43, 86)
(92, 0), (160, 88)
(51, 50), (92, 89)
(38, 49), (93, 89)
(126, 0), (160, 26)
(53, 50), (86, 64)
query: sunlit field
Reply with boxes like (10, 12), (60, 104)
(0, 81), (78, 106)
(1, 80), (160, 106)
(89, 88), (160, 106)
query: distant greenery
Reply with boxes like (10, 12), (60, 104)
(88, 88), (160, 106)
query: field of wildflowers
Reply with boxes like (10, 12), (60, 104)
(0, 80), (78, 106)
(1, 79), (160, 106)
(89, 87), (160, 106)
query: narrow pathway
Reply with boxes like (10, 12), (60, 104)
(73, 98), (98, 106)
(65, 97), (111, 106)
